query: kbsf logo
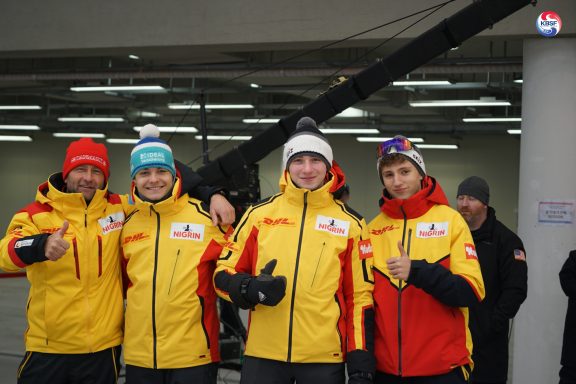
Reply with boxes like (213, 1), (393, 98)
(170, 222), (205, 241)
(536, 11), (562, 37)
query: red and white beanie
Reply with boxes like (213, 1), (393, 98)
(62, 138), (110, 182)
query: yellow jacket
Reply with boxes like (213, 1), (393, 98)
(215, 171), (374, 363)
(0, 174), (124, 353)
(121, 180), (227, 369)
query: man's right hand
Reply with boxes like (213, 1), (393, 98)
(44, 221), (70, 261)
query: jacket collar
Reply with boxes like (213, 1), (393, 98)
(378, 176), (449, 220)
(471, 206), (496, 241)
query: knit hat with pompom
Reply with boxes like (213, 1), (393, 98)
(130, 124), (175, 178)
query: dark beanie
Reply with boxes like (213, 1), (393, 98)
(457, 176), (490, 205)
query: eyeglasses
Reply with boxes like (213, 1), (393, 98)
(376, 137), (413, 158)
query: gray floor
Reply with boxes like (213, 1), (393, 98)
(0, 276), (240, 384)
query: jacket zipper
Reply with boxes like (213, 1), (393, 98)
(398, 206), (408, 376)
(167, 249), (180, 295)
(310, 242), (326, 287)
(151, 206), (161, 369)
(97, 236), (102, 277)
(287, 191), (308, 362)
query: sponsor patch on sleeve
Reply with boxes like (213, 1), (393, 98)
(464, 243), (478, 260)
(358, 239), (373, 259)
(514, 249), (526, 261)
(14, 239), (34, 248)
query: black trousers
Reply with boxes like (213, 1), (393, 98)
(375, 368), (468, 384)
(125, 363), (218, 384)
(240, 356), (345, 384)
(17, 346), (121, 384)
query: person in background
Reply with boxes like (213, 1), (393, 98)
(121, 125), (228, 383)
(334, 183), (351, 204)
(456, 176), (527, 384)
(369, 135), (485, 384)
(214, 117), (375, 384)
(0, 136), (234, 384)
(559, 250), (576, 384)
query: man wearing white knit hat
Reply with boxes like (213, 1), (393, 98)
(214, 117), (375, 384)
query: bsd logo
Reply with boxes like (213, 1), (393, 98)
(536, 11), (562, 37)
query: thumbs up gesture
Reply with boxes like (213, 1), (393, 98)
(386, 240), (411, 281)
(245, 259), (287, 306)
(44, 221), (70, 261)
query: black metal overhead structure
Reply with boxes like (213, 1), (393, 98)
(197, 0), (533, 185)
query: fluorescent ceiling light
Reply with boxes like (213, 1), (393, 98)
(513, 79), (523, 84)
(335, 107), (366, 118)
(463, 117), (522, 122)
(321, 128), (380, 134)
(194, 135), (252, 141)
(410, 99), (511, 107)
(133, 126), (198, 133)
(393, 80), (452, 86)
(53, 132), (106, 138)
(58, 117), (125, 122)
(106, 138), (140, 144)
(418, 144), (459, 149)
(0, 105), (42, 110)
(0, 135), (32, 142)
(0, 125), (40, 130)
(507, 129), (522, 135)
(129, 54), (140, 60)
(356, 137), (424, 143)
(243, 118), (278, 124)
(136, 111), (160, 118)
(70, 85), (165, 92)
(250, 83), (261, 88)
(168, 103), (254, 110)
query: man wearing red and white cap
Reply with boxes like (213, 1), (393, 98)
(0, 137), (234, 384)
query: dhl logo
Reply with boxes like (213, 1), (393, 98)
(370, 225), (398, 235)
(41, 228), (61, 234)
(123, 232), (150, 244)
(223, 241), (239, 252)
(262, 217), (295, 226)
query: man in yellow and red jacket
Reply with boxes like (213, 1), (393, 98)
(368, 136), (485, 384)
(214, 117), (375, 384)
(120, 125), (228, 383)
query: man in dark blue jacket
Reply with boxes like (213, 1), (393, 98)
(456, 176), (528, 384)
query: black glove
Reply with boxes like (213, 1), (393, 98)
(347, 372), (373, 384)
(244, 259), (287, 307)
